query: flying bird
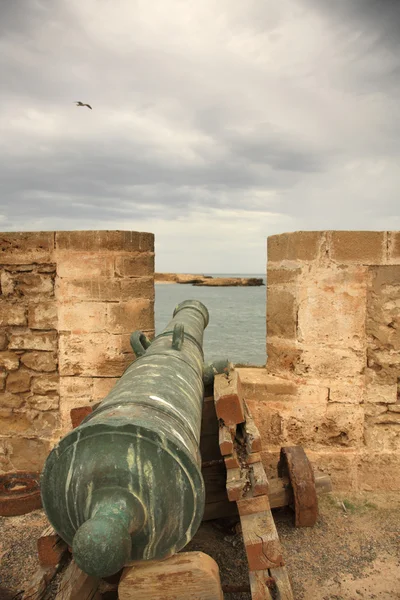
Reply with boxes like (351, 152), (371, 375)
(74, 101), (92, 110)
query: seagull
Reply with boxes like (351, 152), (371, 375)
(74, 101), (92, 110)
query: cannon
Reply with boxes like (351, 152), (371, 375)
(41, 300), (229, 578)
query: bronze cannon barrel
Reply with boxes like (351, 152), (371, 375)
(40, 300), (215, 578)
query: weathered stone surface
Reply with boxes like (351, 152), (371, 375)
(266, 266), (302, 285)
(268, 231), (323, 262)
(0, 391), (25, 409)
(297, 284), (366, 349)
(246, 399), (364, 449)
(20, 351), (57, 372)
(56, 252), (115, 278)
(357, 450), (400, 491)
(8, 330), (58, 351)
(115, 253), (155, 278)
(267, 288), (296, 338)
(0, 369), (5, 391)
(31, 374), (59, 394)
(0, 232), (55, 264)
(266, 341), (301, 375)
(92, 377), (118, 400)
(3, 272), (54, 296)
(330, 231), (386, 264)
(0, 301), (26, 326)
(58, 302), (108, 333)
(58, 377), (94, 430)
(328, 382), (364, 404)
(5, 436), (52, 471)
(0, 409), (32, 434)
(0, 332), (7, 351)
(305, 448), (359, 491)
(106, 299), (154, 334)
(6, 369), (31, 393)
(31, 410), (59, 436)
(55, 230), (154, 252)
(59, 333), (132, 376)
(364, 383), (397, 404)
(295, 345), (365, 379)
(0, 351), (19, 370)
(56, 278), (121, 302)
(366, 348), (400, 384)
(28, 395), (60, 411)
(120, 277), (155, 301)
(236, 368), (297, 398)
(388, 231), (400, 261)
(28, 302), (57, 329)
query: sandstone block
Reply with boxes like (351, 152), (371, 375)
(106, 299), (154, 334)
(59, 333), (131, 376)
(28, 302), (57, 329)
(267, 231), (322, 262)
(0, 271), (15, 295)
(56, 278), (121, 302)
(31, 410), (59, 437)
(0, 332), (7, 350)
(330, 231), (385, 264)
(328, 382), (364, 404)
(92, 377), (118, 400)
(28, 395), (60, 411)
(297, 284), (366, 348)
(58, 302), (108, 333)
(0, 302), (26, 326)
(0, 409), (32, 434)
(266, 341), (301, 375)
(59, 376), (94, 400)
(369, 264), (400, 287)
(266, 266), (302, 285)
(4, 272), (54, 296)
(5, 436), (51, 471)
(55, 230), (154, 252)
(115, 253), (155, 278)
(20, 351), (58, 372)
(0, 391), (25, 409)
(357, 450), (400, 491)
(31, 374), (59, 394)
(120, 277), (155, 301)
(366, 348), (400, 384)
(364, 383), (397, 404)
(56, 251), (115, 278)
(8, 330), (57, 352)
(236, 368), (298, 398)
(6, 369), (31, 393)
(388, 231), (400, 261)
(295, 345), (365, 379)
(267, 288), (296, 339)
(0, 351), (19, 370)
(306, 448), (359, 491)
(0, 232), (55, 264)
(0, 369), (5, 391)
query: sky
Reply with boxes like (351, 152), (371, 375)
(1, 0), (400, 273)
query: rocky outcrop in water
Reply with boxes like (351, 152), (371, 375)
(155, 273), (264, 286)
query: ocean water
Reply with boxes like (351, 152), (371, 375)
(155, 274), (267, 366)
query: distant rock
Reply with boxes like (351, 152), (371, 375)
(155, 273), (264, 286)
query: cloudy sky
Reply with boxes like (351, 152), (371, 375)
(1, 0), (400, 272)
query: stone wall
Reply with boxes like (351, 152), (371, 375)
(0, 231), (154, 474)
(238, 231), (400, 491)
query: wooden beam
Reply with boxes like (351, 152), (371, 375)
(55, 560), (102, 600)
(119, 552), (224, 600)
(37, 525), (68, 567)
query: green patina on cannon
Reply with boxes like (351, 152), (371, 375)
(40, 300), (230, 579)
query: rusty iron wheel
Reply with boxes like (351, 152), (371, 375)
(0, 471), (42, 516)
(278, 446), (318, 527)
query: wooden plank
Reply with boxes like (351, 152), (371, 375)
(119, 552), (224, 600)
(247, 452), (262, 465)
(240, 504), (284, 571)
(237, 494), (270, 517)
(202, 463), (229, 504)
(249, 570), (274, 600)
(55, 560), (102, 600)
(224, 449), (240, 469)
(250, 462), (269, 496)
(214, 371), (245, 426)
(218, 425), (234, 455)
(244, 401), (262, 453)
(37, 525), (68, 567)
(226, 467), (247, 502)
(22, 564), (60, 600)
(268, 473), (332, 509)
(269, 566), (294, 600)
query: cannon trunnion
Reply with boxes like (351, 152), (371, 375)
(41, 300), (213, 578)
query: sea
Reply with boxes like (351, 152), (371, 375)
(155, 274), (267, 366)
